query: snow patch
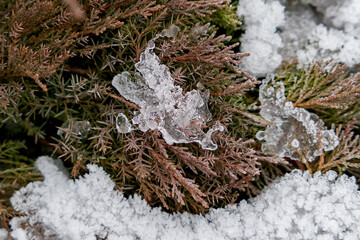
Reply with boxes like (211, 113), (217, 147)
(237, 0), (360, 75)
(10, 156), (360, 239)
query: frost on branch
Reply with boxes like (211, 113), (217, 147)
(256, 76), (339, 162)
(112, 39), (223, 151)
(9, 157), (360, 240)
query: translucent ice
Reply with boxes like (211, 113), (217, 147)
(160, 24), (180, 38)
(57, 120), (90, 137)
(115, 113), (132, 134)
(112, 38), (223, 150)
(256, 76), (339, 162)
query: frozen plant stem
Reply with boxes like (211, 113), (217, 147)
(112, 34), (224, 150)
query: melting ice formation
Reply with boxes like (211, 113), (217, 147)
(256, 76), (339, 162)
(112, 39), (223, 151)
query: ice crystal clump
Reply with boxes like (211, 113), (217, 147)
(237, 0), (360, 75)
(256, 76), (339, 162)
(159, 24), (180, 38)
(9, 156), (360, 240)
(112, 39), (223, 150)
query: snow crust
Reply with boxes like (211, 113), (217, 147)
(10, 156), (360, 240)
(236, 0), (285, 76)
(237, 0), (360, 75)
(256, 76), (339, 162)
(0, 229), (8, 240)
(112, 38), (223, 150)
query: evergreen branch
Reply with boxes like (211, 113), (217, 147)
(283, 61), (360, 110)
(314, 125), (360, 174)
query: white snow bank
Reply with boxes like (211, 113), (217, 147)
(10, 156), (360, 240)
(237, 0), (285, 76)
(0, 229), (8, 240)
(237, 0), (360, 76)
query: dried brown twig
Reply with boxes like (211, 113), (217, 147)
(167, 0), (230, 17)
(159, 24), (248, 68)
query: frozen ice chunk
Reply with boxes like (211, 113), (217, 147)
(190, 23), (211, 39)
(291, 139), (300, 148)
(256, 76), (339, 162)
(9, 157), (360, 239)
(112, 38), (223, 150)
(321, 130), (339, 152)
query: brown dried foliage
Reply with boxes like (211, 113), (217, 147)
(159, 24), (247, 68)
(158, 24), (255, 98)
(0, 0), (172, 91)
(0, 0), (231, 91)
(116, 128), (284, 213)
(0, 85), (14, 110)
(166, 0), (230, 17)
(0, 0), (285, 219)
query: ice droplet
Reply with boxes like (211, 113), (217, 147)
(256, 131), (265, 141)
(116, 113), (132, 134)
(291, 139), (300, 148)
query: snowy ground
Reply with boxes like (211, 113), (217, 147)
(4, 156), (360, 240)
(238, 0), (360, 76)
